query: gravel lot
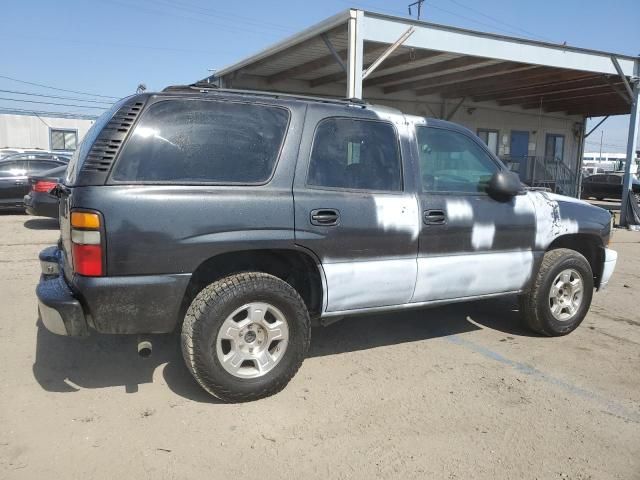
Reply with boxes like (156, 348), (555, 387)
(1, 213), (639, 480)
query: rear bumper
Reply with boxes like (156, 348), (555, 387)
(36, 246), (191, 335)
(37, 273), (89, 336)
(598, 248), (618, 290)
(36, 246), (88, 335)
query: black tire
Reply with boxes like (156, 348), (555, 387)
(181, 272), (310, 402)
(519, 248), (593, 336)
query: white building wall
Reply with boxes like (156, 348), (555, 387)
(0, 114), (95, 150)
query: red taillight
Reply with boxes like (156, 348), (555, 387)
(70, 211), (103, 276)
(33, 180), (58, 193)
(72, 244), (103, 276)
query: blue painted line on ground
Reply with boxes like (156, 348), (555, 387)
(444, 334), (640, 424)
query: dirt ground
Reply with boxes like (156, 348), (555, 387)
(0, 213), (639, 480)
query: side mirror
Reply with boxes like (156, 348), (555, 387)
(487, 170), (524, 200)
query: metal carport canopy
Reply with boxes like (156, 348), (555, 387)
(208, 9), (639, 224)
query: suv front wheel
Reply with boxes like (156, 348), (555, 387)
(181, 272), (311, 402)
(519, 248), (594, 336)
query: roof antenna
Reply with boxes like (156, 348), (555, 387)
(408, 0), (425, 19)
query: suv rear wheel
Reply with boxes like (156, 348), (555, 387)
(519, 248), (593, 336)
(181, 272), (310, 402)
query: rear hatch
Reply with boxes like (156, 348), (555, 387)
(59, 96), (146, 278)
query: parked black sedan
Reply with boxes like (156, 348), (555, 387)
(24, 165), (66, 218)
(581, 172), (640, 202)
(0, 153), (69, 211)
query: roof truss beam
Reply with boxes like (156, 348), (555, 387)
(610, 56), (634, 103)
(471, 76), (612, 102)
(380, 61), (536, 94)
(429, 71), (598, 99)
(266, 46), (348, 84)
(498, 84), (624, 106)
(310, 45), (439, 88)
(415, 67), (554, 97)
(370, 56), (489, 90)
(521, 93), (623, 112)
(321, 33), (347, 73)
(362, 26), (415, 80)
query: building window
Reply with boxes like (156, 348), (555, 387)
(477, 129), (499, 155)
(50, 129), (78, 151)
(545, 134), (565, 163)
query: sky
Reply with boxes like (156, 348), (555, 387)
(2, 0), (639, 152)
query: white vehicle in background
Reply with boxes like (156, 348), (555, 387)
(582, 152), (638, 177)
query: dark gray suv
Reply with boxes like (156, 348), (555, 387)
(36, 87), (617, 402)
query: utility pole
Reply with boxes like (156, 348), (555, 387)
(599, 130), (603, 161)
(408, 0), (425, 20)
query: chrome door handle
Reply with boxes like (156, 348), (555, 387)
(310, 209), (340, 226)
(424, 209), (446, 225)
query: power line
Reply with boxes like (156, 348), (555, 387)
(585, 140), (627, 149)
(1, 32), (227, 56)
(0, 74), (119, 100)
(0, 88), (114, 105)
(0, 107), (99, 119)
(105, 0), (288, 39)
(444, 0), (555, 42)
(136, 0), (295, 33)
(0, 96), (108, 110)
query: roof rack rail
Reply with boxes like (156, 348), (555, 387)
(162, 81), (218, 93)
(161, 84), (368, 108)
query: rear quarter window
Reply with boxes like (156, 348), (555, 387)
(111, 99), (290, 184)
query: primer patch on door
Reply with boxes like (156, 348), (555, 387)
(446, 199), (473, 223)
(412, 250), (533, 302)
(323, 258), (417, 311)
(471, 223), (496, 250)
(374, 195), (420, 240)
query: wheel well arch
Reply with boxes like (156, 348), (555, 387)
(181, 249), (324, 321)
(546, 234), (604, 286)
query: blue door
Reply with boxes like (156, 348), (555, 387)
(510, 131), (530, 180)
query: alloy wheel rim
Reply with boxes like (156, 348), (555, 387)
(548, 268), (584, 322)
(215, 302), (289, 379)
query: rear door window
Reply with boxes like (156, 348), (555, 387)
(307, 117), (402, 191)
(111, 99), (289, 184)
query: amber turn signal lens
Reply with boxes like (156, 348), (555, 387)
(71, 212), (100, 229)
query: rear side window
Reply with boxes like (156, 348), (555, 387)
(111, 99), (289, 184)
(307, 118), (402, 191)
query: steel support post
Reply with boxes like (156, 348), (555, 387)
(620, 80), (639, 226)
(347, 10), (364, 100)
